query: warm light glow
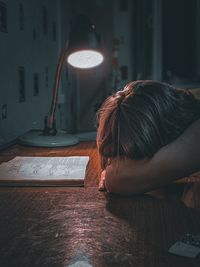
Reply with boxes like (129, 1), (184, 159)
(67, 50), (104, 69)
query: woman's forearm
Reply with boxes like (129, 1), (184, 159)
(104, 119), (200, 195)
(105, 158), (151, 194)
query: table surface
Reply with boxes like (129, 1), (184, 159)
(0, 141), (199, 267)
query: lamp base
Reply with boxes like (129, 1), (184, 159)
(18, 130), (79, 147)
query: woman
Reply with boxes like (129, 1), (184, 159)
(97, 80), (200, 195)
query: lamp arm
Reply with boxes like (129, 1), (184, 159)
(47, 41), (69, 130)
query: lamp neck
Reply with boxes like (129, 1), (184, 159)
(43, 41), (68, 134)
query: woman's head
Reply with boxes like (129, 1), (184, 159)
(97, 80), (200, 169)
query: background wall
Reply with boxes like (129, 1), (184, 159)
(0, 0), (200, 148)
(0, 0), (66, 146)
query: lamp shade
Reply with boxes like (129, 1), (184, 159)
(67, 14), (104, 68)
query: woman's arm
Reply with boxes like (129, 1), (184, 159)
(104, 119), (200, 195)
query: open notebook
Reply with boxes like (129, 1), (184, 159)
(0, 156), (89, 187)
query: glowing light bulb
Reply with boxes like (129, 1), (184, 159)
(67, 50), (104, 69)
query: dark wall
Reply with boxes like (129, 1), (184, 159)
(1, 0), (200, 147)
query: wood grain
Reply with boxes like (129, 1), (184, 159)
(0, 141), (199, 267)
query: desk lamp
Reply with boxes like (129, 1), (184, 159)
(19, 15), (103, 147)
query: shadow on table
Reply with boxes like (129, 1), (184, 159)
(102, 184), (200, 266)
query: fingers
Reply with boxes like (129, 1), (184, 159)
(98, 170), (107, 191)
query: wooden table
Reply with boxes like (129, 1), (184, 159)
(0, 141), (199, 267)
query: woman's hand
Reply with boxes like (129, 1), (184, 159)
(98, 170), (107, 191)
